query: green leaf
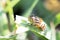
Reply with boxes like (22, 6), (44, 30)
(56, 31), (60, 40)
(54, 13), (60, 27)
(20, 19), (49, 40)
(31, 30), (48, 40)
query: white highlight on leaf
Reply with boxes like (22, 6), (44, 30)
(15, 15), (29, 24)
(16, 26), (29, 34)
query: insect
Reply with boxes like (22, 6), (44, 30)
(28, 15), (46, 31)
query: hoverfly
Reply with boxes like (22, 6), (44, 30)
(28, 15), (46, 31)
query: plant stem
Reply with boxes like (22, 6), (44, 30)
(6, 0), (15, 32)
(23, 0), (39, 17)
(50, 21), (56, 40)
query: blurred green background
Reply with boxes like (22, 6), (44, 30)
(0, 0), (60, 40)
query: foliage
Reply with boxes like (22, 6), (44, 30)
(0, 0), (60, 40)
